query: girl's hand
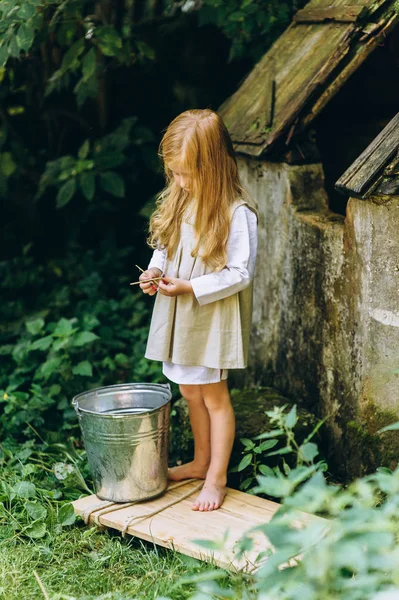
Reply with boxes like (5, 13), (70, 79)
(139, 268), (162, 296)
(158, 275), (193, 297)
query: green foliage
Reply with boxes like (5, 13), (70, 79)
(181, 419), (399, 600)
(36, 117), (156, 207)
(198, 0), (307, 61)
(0, 243), (162, 440)
(0, 0), (157, 102)
(234, 404), (327, 493)
(0, 0), (43, 66)
(0, 438), (82, 547)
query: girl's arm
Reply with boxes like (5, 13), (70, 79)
(190, 205), (258, 306)
(148, 247), (167, 274)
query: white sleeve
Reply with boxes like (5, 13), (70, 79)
(190, 205), (258, 306)
(147, 248), (166, 273)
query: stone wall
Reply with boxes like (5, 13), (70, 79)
(238, 156), (399, 476)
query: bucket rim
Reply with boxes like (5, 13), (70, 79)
(72, 382), (172, 417)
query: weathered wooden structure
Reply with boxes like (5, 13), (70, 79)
(220, 0), (399, 477)
(336, 112), (399, 197)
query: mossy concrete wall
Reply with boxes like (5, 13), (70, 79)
(238, 157), (399, 476)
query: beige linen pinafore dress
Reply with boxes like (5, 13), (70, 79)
(145, 200), (255, 371)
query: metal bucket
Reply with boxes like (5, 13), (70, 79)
(72, 383), (171, 503)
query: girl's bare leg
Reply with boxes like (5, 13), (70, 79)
(168, 384), (211, 481)
(192, 380), (234, 512)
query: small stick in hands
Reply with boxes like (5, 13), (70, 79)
(133, 264), (163, 289)
(130, 277), (163, 286)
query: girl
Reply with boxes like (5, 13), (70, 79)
(139, 109), (258, 512)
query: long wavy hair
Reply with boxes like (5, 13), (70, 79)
(148, 109), (249, 270)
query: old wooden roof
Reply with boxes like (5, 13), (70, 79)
(219, 0), (399, 158)
(335, 112), (399, 197)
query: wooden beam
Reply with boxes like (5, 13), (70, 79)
(335, 113), (399, 198)
(294, 6), (367, 24)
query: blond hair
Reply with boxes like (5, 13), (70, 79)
(148, 109), (249, 270)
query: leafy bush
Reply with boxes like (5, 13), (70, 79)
(0, 242), (162, 440)
(234, 404), (327, 493)
(176, 416), (399, 600)
(0, 437), (84, 546)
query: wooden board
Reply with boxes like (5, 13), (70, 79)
(335, 112), (399, 198)
(220, 19), (356, 153)
(72, 480), (323, 572)
(294, 6), (367, 23)
(219, 0), (398, 158)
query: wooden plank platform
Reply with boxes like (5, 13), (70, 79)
(72, 480), (320, 572)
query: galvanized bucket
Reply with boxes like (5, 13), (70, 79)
(72, 383), (171, 503)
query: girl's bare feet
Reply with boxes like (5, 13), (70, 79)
(168, 461), (208, 481)
(192, 476), (227, 511)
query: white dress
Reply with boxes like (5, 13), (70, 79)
(147, 204), (258, 385)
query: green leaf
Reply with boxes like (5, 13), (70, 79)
(135, 41), (155, 61)
(99, 171), (125, 198)
(82, 48), (96, 79)
(255, 475), (292, 498)
(265, 446), (292, 458)
(228, 11), (245, 21)
(72, 360), (93, 377)
(240, 438), (255, 450)
(16, 23), (35, 51)
(298, 442), (319, 462)
(31, 335), (53, 351)
(25, 521), (47, 539)
(378, 422), (399, 434)
(73, 331), (99, 347)
(56, 179), (76, 208)
(52, 338), (69, 352)
(237, 454), (252, 472)
(259, 439), (279, 452)
(258, 464), (275, 477)
(95, 26), (122, 57)
(78, 139), (90, 159)
(37, 357), (62, 380)
(8, 35), (20, 58)
(19, 4), (37, 19)
(58, 503), (76, 526)
(0, 152), (17, 177)
(26, 501), (47, 521)
(12, 481), (36, 499)
(79, 172), (95, 201)
(114, 353), (129, 366)
(285, 405), (297, 429)
(53, 318), (76, 337)
(254, 429), (284, 440)
(0, 44), (8, 67)
(61, 38), (85, 72)
(26, 318), (45, 335)
(240, 477), (253, 491)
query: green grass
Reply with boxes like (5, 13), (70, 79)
(0, 439), (248, 600)
(0, 523), (247, 600)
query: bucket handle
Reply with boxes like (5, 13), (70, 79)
(72, 397), (82, 420)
